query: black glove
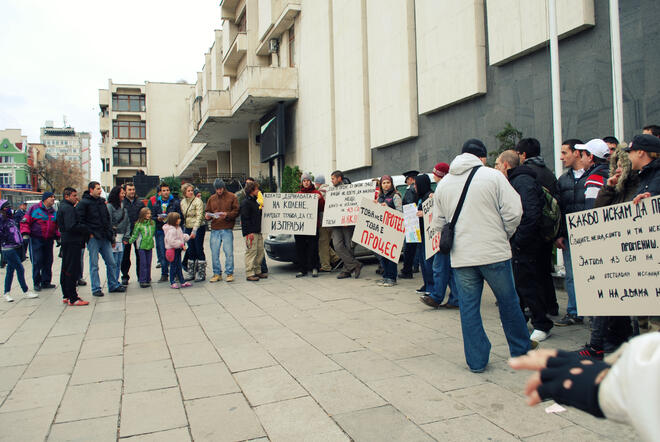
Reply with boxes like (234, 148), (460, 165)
(537, 350), (610, 418)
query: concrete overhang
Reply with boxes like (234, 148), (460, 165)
(223, 33), (247, 76)
(256, 4), (301, 56)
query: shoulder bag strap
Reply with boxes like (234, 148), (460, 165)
(449, 166), (481, 228)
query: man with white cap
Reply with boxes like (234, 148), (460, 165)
(576, 139), (610, 210)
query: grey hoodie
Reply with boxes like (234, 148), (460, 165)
(431, 153), (522, 267)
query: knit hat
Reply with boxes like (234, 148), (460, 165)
(432, 163), (449, 178)
(314, 174), (325, 185)
(213, 179), (225, 190)
(461, 139), (488, 158)
(301, 173), (312, 183)
(42, 191), (54, 201)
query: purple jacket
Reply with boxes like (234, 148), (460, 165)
(0, 200), (23, 250)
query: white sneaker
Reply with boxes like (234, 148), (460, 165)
(24, 291), (39, 299)
(530, 329), (550, 342)
(3, 293), (14, 302)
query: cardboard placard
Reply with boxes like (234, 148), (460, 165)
(261, 193), (319, 236)
(403, 203), (422, 243)
(422, 198), (441, 259)
(567, 195), (660, 315)
(352, 198), (405, 262)
(322, 182), (377, 227)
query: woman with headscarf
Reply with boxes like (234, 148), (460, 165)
(414, 174), (435, 295)
(376, 175), (402, 287)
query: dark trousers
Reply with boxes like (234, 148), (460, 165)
(512, 254), (553, 332)
(401, 241), (418, 275)
(60, 243), (82, 302)
(537, 241), (558, 315)
(261, 257), (268, 274)
(380, 256), (397, 281)
(590, 316), (632, 352)
(138, 249), (152, 283)
(331, 227), (359, 273)
(3, 248), (28, 293)
(183, 226), (206, 264)
(30, 237), (54, 287)
(295, 234), (319, 273)
(169, 249), (184, 284)
(415, 242), (434, 293)
(120, 241), (140, 281)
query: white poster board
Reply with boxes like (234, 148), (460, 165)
(352, 198), (405, 263)
(261, 193), (319, 236)
(567, 195), (660, 316)
(322, 182), (377, 227)
(403, 203), (422, 243)
(422, 198), (441, 259)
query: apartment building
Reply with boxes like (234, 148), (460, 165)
(99, 80), (194, 189)
(181, 0), (659, 183)
(0, 129), (31, 190)
(40, 122), (91, 183)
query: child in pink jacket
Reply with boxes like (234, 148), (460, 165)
(163, 212), (190, 289)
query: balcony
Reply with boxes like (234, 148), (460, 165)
(222, 32), (247, 77)
(220, 0), (244, 20)
(229, 66), (298, 115)
(99, 115), (110, 133)
(99, 89), (109, 107)
(256, 1), (301, 55)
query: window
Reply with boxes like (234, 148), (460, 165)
(0, 156), (13, 163)
(289, 25), (296, 67)
(112, 94), (146, 112)
(112, 120), (146, 139)
(112, 148), (146, 167)
(0, 173), (12, 186)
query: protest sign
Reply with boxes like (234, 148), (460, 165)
(352, 198), (405, 262)
(403, 203), (421, 243)
(261, 193), (318, 236)
(422, 198), (441, 259)
(567, 195), (660, 315)
(322, 181), (377, 227)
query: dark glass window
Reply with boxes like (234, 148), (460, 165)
(112, 120), (146, 139)
(112, 148), (146, 167)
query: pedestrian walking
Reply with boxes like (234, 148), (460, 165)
(107, 186), (130, 284)
(120, 182), (143, 286)
(76, 181), (126, 297)
(20, 191), (59, 291)
(1, 200), (38, 302)
(295, 174), (323, 278)
(128, 207), (156, 288)
(240, 181), (265, 281)
(432, 139), (531, 372)
(148, 183), (182, 282)
(206, 179), (239, 283)
(180, 183), (206, 282)
(163, 212), (190, 289)
(56, 187), (89, 306)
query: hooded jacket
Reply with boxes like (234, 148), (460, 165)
(557, 168), (588, 238)
(76, 191), (114, 242)
(129, 220), (156, 250)
(507, 165), (544, 255)
(20, 201), (59, 240)
(240, 194), (262, 236)
(107, 202), (130, 243)
(636, 157), (660, 197)
(415, 174), (432, 233)
(432, 153), (522, 268)
(523, 156), (558, 197)
(0, 201), (23, 250)
(595, 147), (640, 208)
(147, 194), (182, 232)
(583, 162), (609, 209)
(56, 198), (87, 246)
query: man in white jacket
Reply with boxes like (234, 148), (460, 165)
(432, 139), (531, 372)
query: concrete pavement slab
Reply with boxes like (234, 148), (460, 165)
(22, 350), (77, 378)
(235, 365), (307, 406)
(119, 387), (187, 437)
(124, 340), (169, 365)
(176, 362), (240, 400)
(0, 406), (55, 442)
(55, 380), (122, 423)
(38, 334), (84, 355)
(168, 340), (221, 368)
(396, 354), (485, 392)
(302, 330), (364, 355)
(334, 404), (434, 442)
(0, 365), (26, 392)
(78, 336), (124, 360)
(70, 355), (122, 385)
(299, 369), (386, 415)
(123, 359), (178, 393)
(0, 343), (40, 367)
(420, 413), (519, 441)
(118, 427), (191, 441)
(185, 393), (265, 442)
(331, 350), (409, 382)
(215, 342), (277, 373)
(0, 373), (68, 413)
(47, 415), (118, 442)
(163, 325), (209, 345)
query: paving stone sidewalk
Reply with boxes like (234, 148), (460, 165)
(0, 232), (639, 441)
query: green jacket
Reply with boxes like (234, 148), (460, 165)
(129, 220), (155, 250)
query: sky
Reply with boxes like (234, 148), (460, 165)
(0, 0), (221, 180)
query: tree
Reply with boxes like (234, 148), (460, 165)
(31, 156), (84, 193)
(488, 122), (523, 166)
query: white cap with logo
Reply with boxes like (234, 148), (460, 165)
(575, 138), (610, 159)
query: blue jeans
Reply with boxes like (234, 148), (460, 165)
(210, 229), (234, 276)
(112, 250), (124, 282)
(30, 237), (53, 287)
(379, 256), (397, 281)
(87, 237), (121, 293)
(3, 248), (28, 294)
(431, 253), (458, 306)
(563, 242), (578, 316)
(453, 260), (531, 371)
(155, 231), (168, 276)
(415, 243), (434, 294)
(170, 249), (184, 284)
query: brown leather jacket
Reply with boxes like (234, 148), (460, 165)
(205, 191), (239, 230)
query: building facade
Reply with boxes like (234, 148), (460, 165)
(40, 122), (91, 183)
(0, 129), (31, 190)
(180, 0), (660, 183)
(98, 80), (195, 189)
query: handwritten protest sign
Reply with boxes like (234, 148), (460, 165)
(261, 193), (318, 236)
(352, 198), (405, 262)
(322, 182), (377, 227)
(567, 195), (660, 315)
(422, 198), (441, 259)
(403, 203), (421, 243)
